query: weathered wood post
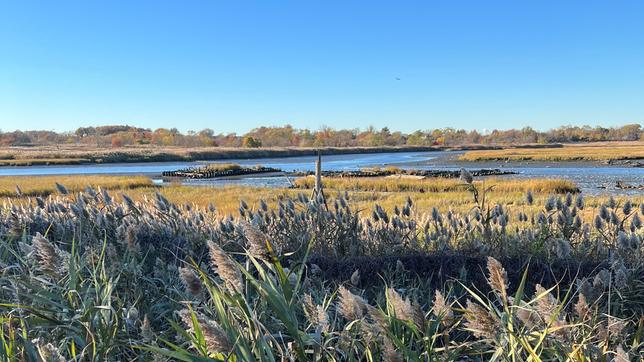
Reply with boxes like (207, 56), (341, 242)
(312, 149), (327, 208)
(314, 150), (322, 194)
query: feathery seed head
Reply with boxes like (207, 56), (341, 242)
(386, 288), (424, 328)
(337, 286), (367, 321)
(545, 197), (556, 212)
(303, 294), (329, 333)
(460, 168), (473, 184)
(487, 257), (509, 302)
(432, 290), (454, 325)
(574, 293), (590, 319)
(622, 201), (632, 215)
(207, 241), (243, 295)
(632, 213), (642, 229)
(599, 205), (609, 221)
(594, 215), (604, 229)
(533, 284), (559, 323)
(179, 267), (202, 296)
(178, 309), (233, 354)
(350, 269), (360, 286)
(141, 314), (153, 342)
(55, 182), (69, 195)
(32, 233), (67, 277)
(382, 337), (402, 362)
(464, 300), (498, 339)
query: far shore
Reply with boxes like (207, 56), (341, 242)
(0, 143), (563, 167)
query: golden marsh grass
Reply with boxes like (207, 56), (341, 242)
(459, 141), (644, 161)
(294, 175), (579, 193)
(0, 175), (154, 197)
(2, 174), (640, 221)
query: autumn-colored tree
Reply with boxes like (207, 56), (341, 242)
(3, 123), (642, 147)
(242, 136), (262, 148)
(111, 136), (124, 148)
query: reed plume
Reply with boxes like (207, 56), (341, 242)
(178, 310), (233, 355)
(486, 256), (509, 302)
(303, 294), (329, 333)
(243, 223), (274, 261)
(179, 267), (202, 296)
(432, 290), (453, 325)
(337, 286), (367, 320)
(574, 293), (590, 319)
(31, 233), (67, 277)
(207, 241), (243, 295)
(464, 300), (498, 339)
(382, 337), (402, 362)
(386, 287), (424, 329)
(533, 284), (559, 323)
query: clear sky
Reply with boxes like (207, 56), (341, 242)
(1, 1), (642, 134)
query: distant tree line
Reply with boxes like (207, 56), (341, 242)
(0, 123), (641, 148)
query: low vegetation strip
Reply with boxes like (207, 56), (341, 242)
(162, 163), (282, 179)
(459, 141), (644, 162)
(0, 175), (154, 197)
(293, 167), (516, 178)
(294, 176), (580, 194)
(0, 157), (91, 166)
(0, 174), (629, 219)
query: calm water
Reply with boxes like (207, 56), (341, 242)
(415, 164), (644, 196)
(0, 151), (641, 195)
(0, 151), (433, 176)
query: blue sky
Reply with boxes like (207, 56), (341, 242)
(1, 1), (642, 133)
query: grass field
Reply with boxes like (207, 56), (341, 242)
(0, 158), (91, 166)
(2, 174), (639, 222)
(459, 141), (644, 161)
(0, 175), (155, 197)
(1, 172), (643, 360)
(294, 175), (579, 193)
